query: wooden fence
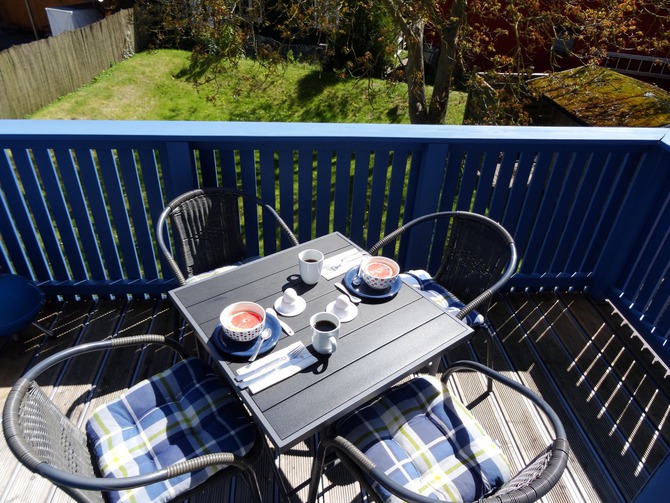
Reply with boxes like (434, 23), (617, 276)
(0, 9), (136, 119)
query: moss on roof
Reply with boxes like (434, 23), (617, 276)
(528, 66), (670, 127)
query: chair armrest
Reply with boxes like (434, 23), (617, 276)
(19, 335), (190, 382)
(442, 360), (570, 502)
(3, 335), (260, 493)
(156, 207), (188, 286)
(35, 451), (257, 492)
(318, 435), (446, 503)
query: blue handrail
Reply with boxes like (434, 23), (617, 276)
(1, 120), (668, 355)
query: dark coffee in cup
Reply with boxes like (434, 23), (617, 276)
(304, 258), (319, 263)
(314, 320), (337, 332)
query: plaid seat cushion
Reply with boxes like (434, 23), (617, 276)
(86, 357), (256, 503)
(401, 270), (485, 327)
(337, 375), (511, 502)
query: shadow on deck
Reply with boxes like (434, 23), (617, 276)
(1, 293), (667, 502)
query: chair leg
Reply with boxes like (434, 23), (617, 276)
(240, 467), (263, 503)
(308, 440), (329, 503)
(482, 324), (495, 393)
(31, 321), (54, 338)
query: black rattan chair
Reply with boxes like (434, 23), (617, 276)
(2, 335), (263, 503)
(156, 187), (299, 286)
(368, 211), (518, 382)
(308, 361), (569, 503)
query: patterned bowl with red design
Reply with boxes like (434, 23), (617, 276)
(360, 256), (399, 290)
(219, 302), (266, 342)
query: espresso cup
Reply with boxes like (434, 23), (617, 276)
(299, 249), (324, 285)
(310, 312), (340, 354)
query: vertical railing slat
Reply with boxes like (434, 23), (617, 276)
(500, 151), (536, 240)
(53, 148), (105, 279)
(138, 148), (166, 281)
(332, 148), (353, 236)
(545, 151), (582, 273)
(297, 148), (314, 243)
(238, 149), (261, 258)
(75, 147), (123, 280)
(259, 148), (278, 255)
(315, 149), (333, 238)
(523, 151), (572, 274)
(219, 148), (238, 189)
(34, 147), (87, 279)
(365, 149), (391, 250)
(117, 148), (159, 280)
(0, 151), (35, 277)
(382, 149), (412, 244)
(472, 148), (500, 215)
(1, 149), (53, 279)
(593, 148), (667, 296)
(405, 144), (447, 271)
(487, 149), (517, 222)
(97, 148), (141, 279)
(568, 152), (617, 272)
(348, 150), (371, 247)
(199, 149), (218, 187)
(277, 148), (296, 246)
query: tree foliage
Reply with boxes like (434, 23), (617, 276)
(135, 0), (670, 125)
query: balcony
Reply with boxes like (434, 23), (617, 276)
(1, 120), (668, 502)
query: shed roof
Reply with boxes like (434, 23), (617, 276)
(528, 66), (670, 127)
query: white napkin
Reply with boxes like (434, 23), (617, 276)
(235, 342), (318, 394)
(322, 248), (366, 280)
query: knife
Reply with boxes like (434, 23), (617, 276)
(236, 350), (307, 385)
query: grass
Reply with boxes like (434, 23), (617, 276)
(30, 50), (467, 124)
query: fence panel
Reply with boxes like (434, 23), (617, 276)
(0, 9), (136, 119)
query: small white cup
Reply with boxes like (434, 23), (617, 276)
(299, 249), (324, 285)
(310, 312), (340, 354)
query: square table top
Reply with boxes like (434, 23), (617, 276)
(169, 232), (472, 452)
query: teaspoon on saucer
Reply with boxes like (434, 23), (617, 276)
(334, 282), (361, 304)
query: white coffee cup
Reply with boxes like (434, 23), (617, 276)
(299, 249), (324, 285)
(310, 312), (340, 354)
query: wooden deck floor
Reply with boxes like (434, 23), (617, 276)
(1, 293), (668, 502)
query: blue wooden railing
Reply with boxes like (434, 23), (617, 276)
(1, 120), (668, 359)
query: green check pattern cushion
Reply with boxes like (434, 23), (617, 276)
(86, 357), (255, 503)
(336, 375), (511, 502)
(401, 270), (485, 327)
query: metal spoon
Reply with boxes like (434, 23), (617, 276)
(334, 282), (361, 304)
(267, 307), (294, 336)
(351, 265), (363, 286)
(248, 328), (272, 362)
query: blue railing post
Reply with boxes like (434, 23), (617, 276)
(162, 142), (199, 201)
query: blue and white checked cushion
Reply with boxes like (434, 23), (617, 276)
(86, 357), (256, 503)
(401, 270), (485, 327)
(336, 375), (511, 502)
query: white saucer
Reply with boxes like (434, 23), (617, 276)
(326, 299), (358, 322)
(274, 295), (306, 317)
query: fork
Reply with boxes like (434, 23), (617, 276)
(236, 346), (304, 382)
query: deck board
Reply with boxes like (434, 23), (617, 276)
(1, 293), (668, 502)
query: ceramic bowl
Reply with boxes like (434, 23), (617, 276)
(219, 301), (266, 342)
(360, 256), (400, 290)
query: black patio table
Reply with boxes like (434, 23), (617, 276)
(168, 232), (472, 452)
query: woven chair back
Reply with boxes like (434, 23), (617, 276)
(19, 383), (105, 502)
(433, 214), (512, 313)
(170, 191), (248, 279)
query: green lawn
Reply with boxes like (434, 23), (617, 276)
(30, 49), (466, 124)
